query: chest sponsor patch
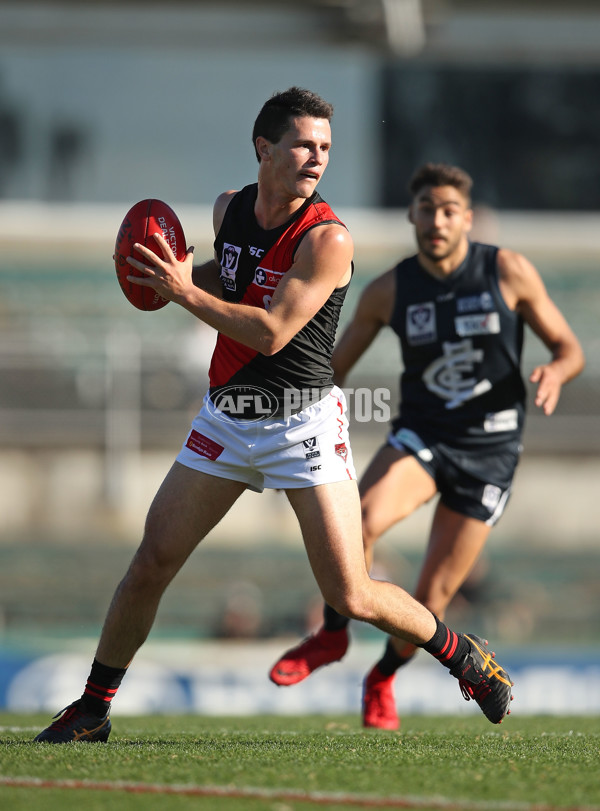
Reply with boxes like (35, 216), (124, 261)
(220, 243), (242, 291)
(455, 312), (500, 337)
(253, 266), (284, 290)
(406, 302), (436, 345)
(457, 292), (494, 313)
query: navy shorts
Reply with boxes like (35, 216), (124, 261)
(387, 425), (522, 526)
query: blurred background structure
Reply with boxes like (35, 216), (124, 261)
(0, 1), (599, 715)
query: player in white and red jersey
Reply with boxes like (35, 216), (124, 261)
(36, 96), (514, 744)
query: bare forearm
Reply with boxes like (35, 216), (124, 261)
(178, 286), (277, 355)
(549, 340), (585, 384)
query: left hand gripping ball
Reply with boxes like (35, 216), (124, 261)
(114, 198), (187, 311)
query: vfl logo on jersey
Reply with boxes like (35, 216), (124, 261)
(455, 312), (500, 337)
(254, 267), (284, 290)
(220, 243), (241, 291)
(406, 302), (436, 345)
(457, 293), (494, 313)
(303, 437), (320, 460)
(422, 339), (492, 409)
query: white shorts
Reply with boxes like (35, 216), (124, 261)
(176, 385), (356, 492)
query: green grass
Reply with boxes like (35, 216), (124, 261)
(1, 713), (599, 810)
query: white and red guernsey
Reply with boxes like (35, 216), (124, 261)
(209, 183), (351, 418)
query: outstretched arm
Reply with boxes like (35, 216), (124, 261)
(332, 269), (395, 386)
(497, 249), (585, 415)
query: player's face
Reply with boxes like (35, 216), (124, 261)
(410, 185), (473, 264)
(268, 116), (331, 199)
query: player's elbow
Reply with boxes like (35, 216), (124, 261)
(259, 334), (288, 356)
(256, 323), (293, 356)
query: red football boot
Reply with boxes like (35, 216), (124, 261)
(362, 665), (399, 730)
(269, 627), (349, 686)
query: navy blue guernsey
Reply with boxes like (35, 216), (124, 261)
(210, 183), (350, 417)
(389, 242), (526, 447)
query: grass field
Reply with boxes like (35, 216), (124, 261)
(1, 713), (599, 811)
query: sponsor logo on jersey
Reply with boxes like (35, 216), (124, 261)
(185, 429), (225, 461)
(303, 437), (321, 460)
(455, 312), (500, 337)
(484, 409), (519, 433)
(406, 302), (436, 345)
(208, 385), (279, 423)
(422, 339), (492, 409)
(253, 266), (283, 289)
(220, 243), (242, 291)
(457, 293), (494, 313)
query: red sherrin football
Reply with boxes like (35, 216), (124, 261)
(114, 199), (187, 311)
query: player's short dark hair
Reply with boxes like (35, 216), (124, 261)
(408, 163), (473, 203)
(252, 87), (334, 162)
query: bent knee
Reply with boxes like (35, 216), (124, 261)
(126, 543), (180, 589)
(325, 587), (373, 623)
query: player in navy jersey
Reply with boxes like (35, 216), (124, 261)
(270, 162), (584, 729)
(36, 103), (514, 743)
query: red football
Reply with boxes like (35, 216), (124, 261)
(114, 198), (187, 311)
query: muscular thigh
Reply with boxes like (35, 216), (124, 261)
(286, 480), (368, 605)
(141, 462), (247, 573)
(359, 445), (437, 542)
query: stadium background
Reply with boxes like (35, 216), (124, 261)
(0, 0), (598, 716)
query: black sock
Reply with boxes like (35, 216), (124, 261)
(376, 638), (415, 677)
(80, 658), (127, 716)
(323, 603), (350, 632)
(420, 616), (469, 670)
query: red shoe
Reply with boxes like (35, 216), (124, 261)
(362, 665), (399, 730)
(269, 627), (349, 686)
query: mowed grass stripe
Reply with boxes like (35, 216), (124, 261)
(1, 775), (598, 811)
(2, 714), (599, 809)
